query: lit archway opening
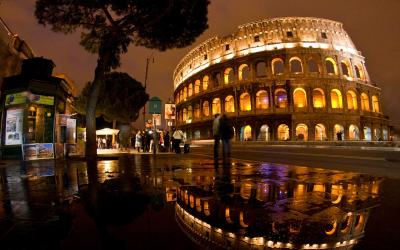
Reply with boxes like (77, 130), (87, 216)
(315, 123), (327, 141)
(277, 124), (290, 140)
(296, 123), (308, 141)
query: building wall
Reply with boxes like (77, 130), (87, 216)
(173, 17), (389, 141)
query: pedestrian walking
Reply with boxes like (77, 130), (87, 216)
(213, 114), (221, 161)
(135, 131), (142, 152)
(219, 114), (234, 164)
(172, 129), (184, 153)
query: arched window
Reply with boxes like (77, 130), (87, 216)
(308, 58), (319, 73)
(224, 67), (234, 84)
(272, 58), (284, 75)
(240, 93), (251, 111)
(277, 124), (290, 140)
(349, 124), (360, 140)
(202, 101), (209, 117)
(333, 124), (344, 141)
(183, 87), (187, 100)
(275, 89), (288, 108)
(212, 98), (221, 115)
(225, 95), (235, 113)
(258, 125), (269, 141)
(256, 61), (267, 77)
(361, 93), (370, 111)
(188, 83), (193, 97)
(293, 88), (307, 108)
(213, 72), (222, 87)
(331, 89), (343, 109)
(256, 90), (269, 109)
(241, 125), (252, 141)
(372, 95), (380, 113)
(325, 58), (338, 75)
(180, 89), (183, 102)
(315, 124), (327, 141)
(363, 126), (372, 141)
(313, 88), (325, 108)
(290, 57), (303, 73)
(341, 61), (351, 77)
(182, 108), (188, 121)
(238, 64), (250, 81)
(296, 123), (308, 141)
(194, 104), (200, 119)
(347, 90), (358, 110)
(203, 75), (209, 91)
(354, 65), (362, 79)
(187, 106), (193, 121)
(194, 80), (201, 94)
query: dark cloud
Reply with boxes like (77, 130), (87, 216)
(1, 0), (399, 125)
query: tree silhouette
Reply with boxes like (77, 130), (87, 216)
(74, 72), (149, 123)
(35, 0), (209, 161)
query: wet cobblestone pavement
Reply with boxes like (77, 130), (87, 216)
(0, 154), (399, 249)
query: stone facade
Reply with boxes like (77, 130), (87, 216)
(173, 17), (389, 141)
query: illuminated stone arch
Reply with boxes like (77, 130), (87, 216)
(179, 89), (183, 102)
(354, 64), (364, 80)
(240, 92), (251, 111)
(361, 93), (370, 111)
(224, 67), (234, 84)
(183, 86), (187, 100)
(289, 57), (303, 73)
(258, 125), (270, 141)
(333, 124), (344, 140)
(256, 61), (267, 77)
(277, 124), (290, 140)
(224, 95), (235, 113)
(187, 106), (193, 121)
(195, 198), (202, 212)
(194, 104), (200, 119)
(295, 123), (308, 141)
(307, 58), (319, 73)
(363, 126), (372, 141)
(325, 57), (338, 75)
(275, 88), (288, 108)
(202, 75), (209, 91)
(212, 98), (221, 115)
(272, 58), (284, 75)
(238, 64), (250, 81)
(188, 83), (193, 97)
(202, 101), (209, 117)
(194, 80), (201, 94)
(349, 124), (360, 140)
(225, 207), (234, 224)
(315, 123), (327, 140)
(240, 125), (252, 141)
(330, 89), (343, 109)
(293, 88), (307, 108)
(346, 90), (358, 110)
(372, 95), (380, 113)
(341, 60), (352, 77)
(313, 88), (326, 108)
(255, 90), (269, 109)
(182, 108), (188, 121)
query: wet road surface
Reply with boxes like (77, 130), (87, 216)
(0, 153), (399, 250)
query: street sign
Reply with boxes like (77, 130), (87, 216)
(148, 96), (162, 114)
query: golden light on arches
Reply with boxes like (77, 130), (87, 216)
(293, 88), (307, 108)
(331, 89), (343, 109)
(325, 220), (338, 235)
(239, 211), (249, 228)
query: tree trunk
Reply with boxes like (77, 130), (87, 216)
(85, 41), (112, 162)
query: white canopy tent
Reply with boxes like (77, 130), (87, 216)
(96, 128), (120, 136)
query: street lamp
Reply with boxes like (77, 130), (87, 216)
(143, 54), (155, 127)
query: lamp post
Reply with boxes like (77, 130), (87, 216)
(143, 55), (155, 127)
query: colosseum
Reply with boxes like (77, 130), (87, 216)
(173, 17), (389, 142)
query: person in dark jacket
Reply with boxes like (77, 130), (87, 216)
(219, 114), (234, 165)
(163, 131), (170, 152)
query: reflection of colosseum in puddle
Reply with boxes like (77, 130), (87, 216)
(174, 17), (389, 141)
(175, 166), (382, 249)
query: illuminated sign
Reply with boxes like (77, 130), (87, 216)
(29, 94), (54, 105)
(5, 92), (27, 106)
(5, 109), (24, 145)
(165, 104), (176, 120)
(22, 143), (54, 161)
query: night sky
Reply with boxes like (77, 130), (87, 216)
(1, 0), (399, 126)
